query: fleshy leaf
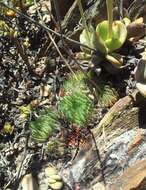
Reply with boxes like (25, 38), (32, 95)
(96, 20), (127, 53)
(26, 0), (34, 5)
(79, 29), (95, 52)
(19, 104), (31, 119)
(95, 32), (108, 54)
(106, 53), (124, 68)
(3, 122), (14, 134)
(80, 27), (108, 53)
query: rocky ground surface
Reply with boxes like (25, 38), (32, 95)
(0, 0), (146, 190)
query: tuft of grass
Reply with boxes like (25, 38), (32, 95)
(29, 108), (60, 142)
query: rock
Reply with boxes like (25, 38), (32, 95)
(109, 159), (146, 190)
(136, 83), (146, 97)
(19, 173), (39, 190)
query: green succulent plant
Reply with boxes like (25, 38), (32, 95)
(26, 0), (34, 5)
(96, 20), (127, 54)
(58, 72), (93, 127)
(29, 72), (94, 141)
(58, 91), (92, 127)
(29, 108), (60, 142)
(96, 0), (127, 54)
(79, 0), (127, 67)
(79, 24), (108, 54)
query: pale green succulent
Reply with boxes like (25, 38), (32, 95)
(96, 20), (127, 54)
(79, 0), (127, 68)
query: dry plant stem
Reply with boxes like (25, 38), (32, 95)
(52, 0), (102, 83)
(77, 0), (87, 29)
(106, 0), (113, 38)
(34, 39), (52, 64)
(33, 0), (75, 75)
(34, 1), (61, 62)
(117, 0), (123, 19)
(52, 0), (63, 42)
(77, 0), (90, 41)
(63, 46), (102, 92)
(88, 128), (106, 186)
(61, 0), (78, 29)
(44, 4), (59, 30)
(15, 134), (30, 184)
(51, 0), (77, 77)
(49, 33), (75, 75)
(32, 0), (52, 62)
(127, 0), (143, 19)
(52, 0), (67, 77)
(0, 153), (12, 179)
(32, 0), (55, 63)
(0, 2), (95, 52)
(127, 0), (135, 12)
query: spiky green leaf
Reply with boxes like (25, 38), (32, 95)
(58, 91), (93, 127)
(29, 108), (60, 142)
(97, 83), (118, 107)
(58, 72), (93, 127)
